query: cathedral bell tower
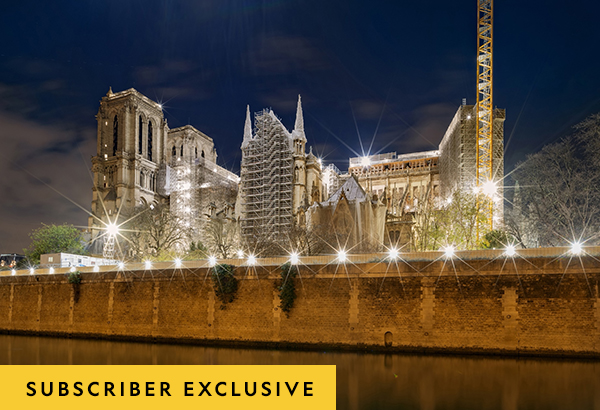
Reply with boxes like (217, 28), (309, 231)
(89, 88), (166, 239)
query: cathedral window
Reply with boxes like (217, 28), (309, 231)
(112, 115), (118, 156)
(172, 146), (176, 157)
(195, 147), (198, 158)
(201, 150), (205, 158)
(147, 121), (153, 161)
(138, 116), (143, 155)
(140, 171), (145, 188)
(180, 145), (183, 157)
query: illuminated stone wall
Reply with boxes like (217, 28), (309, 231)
(0, 255), (599, 357)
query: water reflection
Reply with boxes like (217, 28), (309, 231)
(0, 335), (598, 409)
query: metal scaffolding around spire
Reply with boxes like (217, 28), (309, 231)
(240, 109), (294, 244)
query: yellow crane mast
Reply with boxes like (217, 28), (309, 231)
(476, 0), (494, 231)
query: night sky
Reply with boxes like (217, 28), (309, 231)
(1, 0), (599, 253)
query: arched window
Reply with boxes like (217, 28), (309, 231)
(180, 145), (183, 157)
(172, 146), (176, 157)
(112, 115), (118, 156)
(201, 150), (205, 158)
(147, 121), (153, 162)
(138, 116), (143, 155)
(140, 171), (145, 188)
(195, 147), (198, 158)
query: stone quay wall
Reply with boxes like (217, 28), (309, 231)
(1, 248), (600, 358)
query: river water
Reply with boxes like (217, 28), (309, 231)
(0, 335), (598, 409)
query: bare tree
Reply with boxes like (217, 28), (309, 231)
(125, 203), (190, 259)
(204, 215), (239, 259)
(511, 114), (600, 247)
(287, 222), (338, 256)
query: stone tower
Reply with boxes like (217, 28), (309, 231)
(89, 88), (166, 233)
(89, 87), (238, 255)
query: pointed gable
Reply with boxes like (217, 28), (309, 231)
(322, 175), (366, 207)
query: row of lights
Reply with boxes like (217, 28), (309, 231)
(7, 243), (587, 277)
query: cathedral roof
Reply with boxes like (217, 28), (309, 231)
(321, 175), (366, 207)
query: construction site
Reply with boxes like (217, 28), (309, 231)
(89, 0), (505, 257)
(239, 108), (295, 245)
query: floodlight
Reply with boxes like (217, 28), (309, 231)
(49, 267), (55, 274)
(337, 250), (347, 263)
(144, 260), (152, 270)
(289, 252), (300, 265)
(174, 258), (182, 268)
(208, 256), (217, 267)
(505, 245), (516, 257)
(444, 245), (455, 258)
(117, 262), (125, 270)
(388, 248), (399, 260)
(571, 242), (583, 255)
(361, 156), (371, 167)
(237, 250), (244, 258)
(11, 270), (16, 276)
(70, 267), (76, 273)
(29, 268), (35, 275)
(247, 254), (256, 266)
(106, 223), (119, 237)
(481, 180), (497, 197)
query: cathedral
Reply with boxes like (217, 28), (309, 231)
(88, 88), (505, 257)
(89, 88), (238, 253)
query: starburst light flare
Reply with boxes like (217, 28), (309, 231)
(388, 248), (399, 260)
(208, 256), (217, 267)
(443, 245), (455, 259)
(289, 252), (300, 265)
(481, 180), (497, 198)
(505, 245), (516, 257)
(106, 223), (119, 237)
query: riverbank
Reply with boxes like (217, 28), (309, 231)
(1, 248), (599, 358)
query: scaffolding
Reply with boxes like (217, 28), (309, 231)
(439, 105), (477, 199)
(169, 155), (199, 250)
(240, 109), (294, 244)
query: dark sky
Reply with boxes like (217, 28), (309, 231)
(1, 0), (599, 253)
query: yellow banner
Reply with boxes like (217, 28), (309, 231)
(0, 365), (336, 409)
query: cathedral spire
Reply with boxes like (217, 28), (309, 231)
(294, 94), (304, 131)
(242, 105), (252, 149)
